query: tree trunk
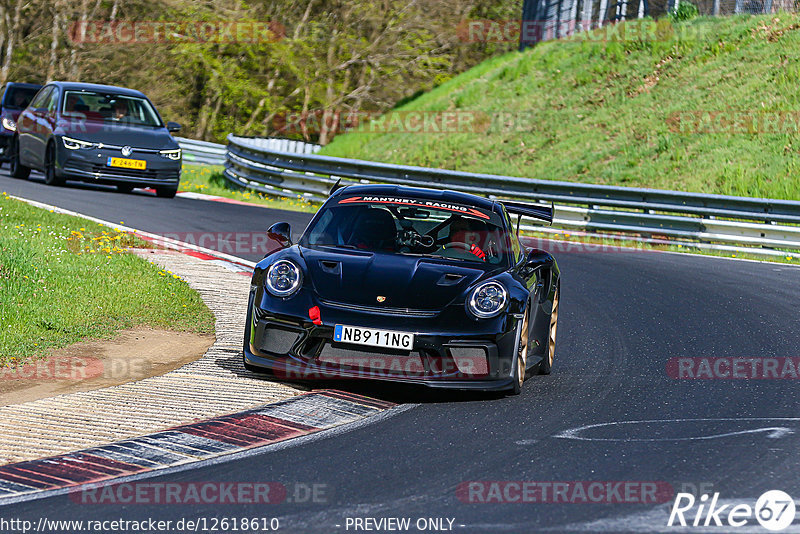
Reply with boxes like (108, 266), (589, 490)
(47, 0), (61, 82)
(0, 0), (23, 86)
(69, 0), (88, 80)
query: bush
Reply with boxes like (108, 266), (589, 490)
(671, 1), (699, 22)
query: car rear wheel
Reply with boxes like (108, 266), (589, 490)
(44, 142), (64, 186)
(509, 306), (530, 395)
(156, 186), (177, 198)
(9, 137), (30, 180)
(116, 184), (134, 194)
(538, 287), (559, 375)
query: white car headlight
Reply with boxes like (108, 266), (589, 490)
(266, 260), (302, 297)
(468, 281), (507, 318)
(2, 117), (15, 132)
(159, 148), (181, 160)
(62, 136), (95, 150)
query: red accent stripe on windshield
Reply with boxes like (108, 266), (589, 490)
(338, 197), (490, 220)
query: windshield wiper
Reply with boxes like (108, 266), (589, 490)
(320, 244), (359, 250)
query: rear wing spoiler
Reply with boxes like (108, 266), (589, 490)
(500, 200), (554, 225)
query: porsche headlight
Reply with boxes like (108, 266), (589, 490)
(62, 136), (95, 150)
(266, 260), (302, 297)
(159, 148), (181, 160)
(2, 117), (15, 132)
(468, 281), (507, 318)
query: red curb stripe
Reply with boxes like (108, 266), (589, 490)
(181, 418), (304, 446)
(226, 414), (317, 439)
(0, 467), (68, 488)
(249, 413), (318, 432)
(0, 471), (55, 490)
(56, 457), (128, 478)
(16, 461), (101, 484)
(320, 390), (395, 410)
(181, 250), (220, 261)
(178, 426), (258, 447)
(190, 419), (279, 443)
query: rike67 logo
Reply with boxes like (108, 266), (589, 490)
(668, 490), (796, 531)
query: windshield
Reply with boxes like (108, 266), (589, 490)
(301, 195), (508, 265)
(3, 86), (39, 109)
(61, 90), (162, 127)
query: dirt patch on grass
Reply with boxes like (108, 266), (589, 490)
(0, 328), (214, 406)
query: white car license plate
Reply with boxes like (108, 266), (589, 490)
(333, 325), (414, 350)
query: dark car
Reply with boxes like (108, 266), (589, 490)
(10, 81), (182, 198)
(243, 184), (560, 395)
(0, 82), (42, 162)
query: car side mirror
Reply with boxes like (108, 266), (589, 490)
(166, 121), (182, 133)
(523, 248), (553, 274)
(267, 222), (292, 248)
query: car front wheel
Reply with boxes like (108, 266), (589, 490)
(156, 186), (177, 198)
(9, 137), (30, 180)
(44, 142), (65, 186)
(509, 306), (530, 395)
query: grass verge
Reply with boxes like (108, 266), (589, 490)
(180, 164), (321, 213)
(0, 191), (215, 367)
(319, 14), (800, 200)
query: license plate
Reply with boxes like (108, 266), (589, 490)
(333, 325), (414, 351)
(107, 157), (146, 170)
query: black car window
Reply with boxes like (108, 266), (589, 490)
(29, 87), (52, 110)
(62, 90), (162, 127)
(46, 88), (59, 113)
(3, 86), (40, 109)
(302, 197), (508, 266)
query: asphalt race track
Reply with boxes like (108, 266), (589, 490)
(3, 170), (800, 532)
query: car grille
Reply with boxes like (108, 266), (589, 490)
(317, 343), (426, 376)
(319, 299), (438, 318)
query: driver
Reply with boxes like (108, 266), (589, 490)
(448, 216), (486, 261)
(112, 99), (128, 120)
(12, 92), (27, 108)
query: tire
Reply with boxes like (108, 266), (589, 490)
(116, 184), (134, 194)
(44, 142), (64, 186)
(538, 286), (559, 375)
(155, 186), (177, 198)
(509, 306), (531, 395)
(9, 137), (30, 180)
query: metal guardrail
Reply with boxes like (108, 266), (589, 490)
(176, 137), (227, 166)
(223, 134), (800, 255)
(178, 136), (320, 166)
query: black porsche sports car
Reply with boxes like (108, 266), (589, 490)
(243, 184), (560, 394)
